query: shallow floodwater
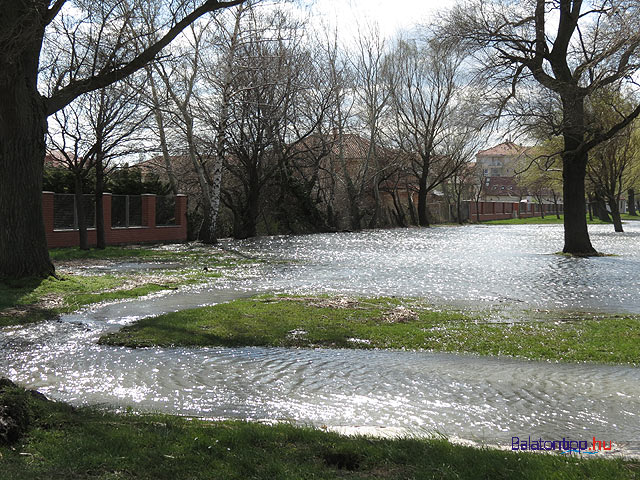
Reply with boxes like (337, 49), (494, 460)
(2, 224), (640, 455)
(222, 223), (640, 314)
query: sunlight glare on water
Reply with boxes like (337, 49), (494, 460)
(2, 224), (640, 455)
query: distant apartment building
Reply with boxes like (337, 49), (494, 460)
(475, 141), (529, 177)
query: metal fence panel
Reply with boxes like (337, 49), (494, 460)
(111, 195), (127, 227)
(129, 195), (142, 226)
(156, 195), (176, 225)
(111, 195), (143, 228)
(53, 194), (95, 230)
(53, 194), (75, 229)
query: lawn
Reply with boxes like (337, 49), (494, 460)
(99, 295), (640, 365)
(0, 245), (252, 327)
(483, 213), (640, 225)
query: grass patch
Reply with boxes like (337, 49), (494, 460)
(484, 214), (640, 225)
(0, 275), (177, 327)
(99, 295), (640, 365)
(0, 245), (256, 327)
(1, 382), (637, 480)
(48, 246), (172, 261)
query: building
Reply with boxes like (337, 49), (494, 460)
(475, 141), (529, 177)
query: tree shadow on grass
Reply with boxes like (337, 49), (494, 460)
(0, 277), (58, 327)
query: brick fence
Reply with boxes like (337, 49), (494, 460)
(43, 192), (188, 248)
(466, 201), (563, 221)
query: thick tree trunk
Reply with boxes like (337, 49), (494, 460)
(0, 31), (54, 278)
(562, 154), (596, 255)
(628, 188), (637, 216)
(561, 92), (597, 255)
(417, 174), (430, 227)
(594, 194), (611, 223)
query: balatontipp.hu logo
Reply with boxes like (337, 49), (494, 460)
(512, 436), (614, 455)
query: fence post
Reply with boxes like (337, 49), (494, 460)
(142, 194), (156, 228)
(175, 194), (187, 226)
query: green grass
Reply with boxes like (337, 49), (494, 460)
(48, 246), (173, 261)
(484, 213), (640, 225)
(99, 295), (640, 365)
(1, 383), (637, 480)
(0, 245), (255, 327)
(49, 245), (256, 267)
(0, 275), (177, 327)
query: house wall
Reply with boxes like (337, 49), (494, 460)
(43, 192), (188, 248)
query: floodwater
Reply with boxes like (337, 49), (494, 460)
(221, 223), (640, 314)
(2, 223), (640, 455)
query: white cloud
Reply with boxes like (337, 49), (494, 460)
(311, 0), (444, 40)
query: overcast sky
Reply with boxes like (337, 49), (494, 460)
(311, 0), (446, 39)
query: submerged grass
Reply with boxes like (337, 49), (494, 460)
(1, 383), (637, 480)
(0, 275), (177, 327)
(0, 244), (253, 327)
(99, 295), (640, 365)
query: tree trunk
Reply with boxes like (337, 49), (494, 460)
(95, 153), (106, 249)
(238, 186), (259, 239)
(0, 40), (54, 278)
(405, 186), (417, 225)
(562, 152), (597, 255)
(148, 71), (179, 196)
(456, 191), (463, 225)
(538, 199), (545, 219)
(73, 174), (89, 250)
(628, 188), (637, 216)
(417, 174), (430, 227)
(391, 189), (407, 227)
(594, 194), (611, 223)
(607, 197), (624, 233)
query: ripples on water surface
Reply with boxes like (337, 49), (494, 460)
(223, 223), (640, 314)
(2, 224), (640, 454)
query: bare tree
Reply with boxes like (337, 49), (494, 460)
(88, 82), (151, 248)
(220, 6), (327, 238)
(587, 121), (640, 232)
(351, 24), (393, 228)
(0, 0), (244, 278)
(47, 103), (96, 250)
(444, 0), (640, 254)
(387, 35), (473, 227)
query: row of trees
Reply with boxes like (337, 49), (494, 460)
(3, 0), (640, 278)
(45, 2), (484, 245)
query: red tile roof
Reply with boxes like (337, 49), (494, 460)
(477, 141), (527, 157)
